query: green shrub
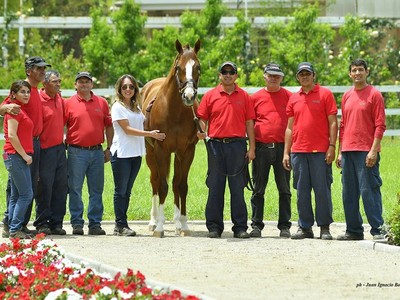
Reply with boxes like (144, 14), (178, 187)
(387, 193), (400, 246)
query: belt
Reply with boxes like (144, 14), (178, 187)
(68, 144), (102, 151)
(256, 142), (284, 149)
(210, 137), (247, 143)
(33, 136), (40, 141)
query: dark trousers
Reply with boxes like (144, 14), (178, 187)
(250, 143), (291, 230)
(111, 152), (142, 228)
(205, 140), (248, 234)
(3, 139), (40, 227)
(34, 143), (68, 229)
(291, 152), (333, 229)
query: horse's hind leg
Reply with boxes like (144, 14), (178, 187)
(173, 148), (195, 236)
(149, 195), (158, 231)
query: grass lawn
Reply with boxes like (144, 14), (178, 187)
(0, 137), (399, 225)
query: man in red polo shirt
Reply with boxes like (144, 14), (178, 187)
(197, 61), (255, 239)
(64, 72), (113, 235)
(336, 59), (386, 241)
(0, 56), (50, 237)
(249, 63), (293, 238)
(34, 70), (68, 235)
(283, 62), (338, 240)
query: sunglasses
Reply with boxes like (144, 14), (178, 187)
(122, 84), (135, 91)
(220, 70), (236, 75)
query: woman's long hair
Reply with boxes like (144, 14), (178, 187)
(114, 74), (141, 113)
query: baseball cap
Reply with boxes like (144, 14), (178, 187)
(25, 56), (51, 69)
(296, 62), (314, 75)
(219, 61), (237, 73)
(75, 71), (92, 81)
(264, 63), (284, 76)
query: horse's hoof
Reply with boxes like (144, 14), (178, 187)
(153, 230), (164, 238)
(148, 224), (156, 232)
(180, 230), (191, 237)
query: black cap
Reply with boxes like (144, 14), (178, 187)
(296, 62), (315, 75)
(75, 71), (92, 81)
(25, 56), (51, 69)
(219, 61), (237, 73)
(264, 63), (284, 76)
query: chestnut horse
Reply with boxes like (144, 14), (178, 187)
(141, 39), (201, 237)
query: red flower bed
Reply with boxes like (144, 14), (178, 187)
(0, 234), (200, 300)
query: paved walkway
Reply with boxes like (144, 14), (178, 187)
(2, 221), (400, 299)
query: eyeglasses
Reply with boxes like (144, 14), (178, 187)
(297, 72), (313, 77)
(122, 84), (135, 91)
(220, 70), (236, 75)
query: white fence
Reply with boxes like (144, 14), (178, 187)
(0, 86), (399, 136)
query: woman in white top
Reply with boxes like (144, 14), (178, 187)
(110, 74), (166, 236)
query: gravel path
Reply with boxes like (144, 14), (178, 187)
(3, 221), (399, 299)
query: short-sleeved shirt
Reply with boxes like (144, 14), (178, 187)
(339, 85), (386, 152)
(286, 84), (337, 153)
(40, 89), (65, 149)
(197, 83), (255, 138)
(64, 92), (112, 146)
(23, 86), (43, 137)
(110, 101), (146, 158)
(252, 87), (292, 143)
(3, 100), (34, 154)
(0, 86), (43, 137)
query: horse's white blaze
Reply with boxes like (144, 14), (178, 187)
(184, 59), (195, 99)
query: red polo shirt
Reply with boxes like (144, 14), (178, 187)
(64, 92), (112, 146)
(252, 87), (292, 143)
(286, 84), (337, 153)
(3, 100), (34, 154)
(23, 86), (43, 137)
(40, 89), (65, 149)
(197, 83), (255, 138)
(339, 85), (386, 152)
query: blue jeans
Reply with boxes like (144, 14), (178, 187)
(4, 153), (33, 233)
(67, 147), (104, 228)
(341, 152), (384, 235)
(111, 152), (142, 228)
(250, 143), (291, 230)
(205, 140), (248, 234)
(35, 143), (68, 229)
(3, 139), (40, 227)
(291, 153), (333, 229)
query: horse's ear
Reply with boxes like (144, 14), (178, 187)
(175, 40), (183, 54)
(194, 39), (201, 54)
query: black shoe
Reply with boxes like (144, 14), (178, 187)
(2, 222), (9, 238)
(88, 226), (106, 235)
(291, 227), (314, 239)
(249, 227), (261, 238)
(21, 225), (37, 235)
(72, 225), (84, 235)
(113, 226), (136, 237)
(233, 231), (250, 239)
(337, 232), (364, 241)
(37, 224), (52, 235)
(51, 227), (67, 235)
(9, 230), (33, 239)
(279, 228), (291, 238)
(207, 231), (221, 238)
(320, 225), (333, 240)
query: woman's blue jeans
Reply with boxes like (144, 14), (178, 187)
(111, 153), (142, 228)
(4, 153), (33, 233)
